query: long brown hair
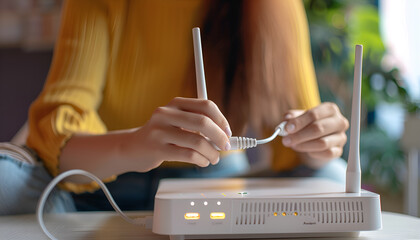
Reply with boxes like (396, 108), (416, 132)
(201, 0), (311, 135)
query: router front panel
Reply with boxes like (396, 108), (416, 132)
(152, 178), (382, 237)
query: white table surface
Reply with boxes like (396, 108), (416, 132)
(0, 211), (419, 240)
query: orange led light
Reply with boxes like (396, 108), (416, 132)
(210, 212), (226, 220)
(184, 212), (200, 220)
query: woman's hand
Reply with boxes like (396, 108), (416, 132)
(121, 97), (232, 172)
(281, 102), (349, 168)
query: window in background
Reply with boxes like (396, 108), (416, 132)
(380, 0), (420, 101)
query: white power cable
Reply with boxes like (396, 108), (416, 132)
(36, 169), (152, 240)
(256, 128), (281, 145)
(228, 121), (289, 149)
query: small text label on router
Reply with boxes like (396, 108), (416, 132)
(303, 222), (316, 225)
(212, 222), (223, 226)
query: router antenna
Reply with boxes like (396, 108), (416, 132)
(192, 27), (207, 100)
(346, 45), (363, 193)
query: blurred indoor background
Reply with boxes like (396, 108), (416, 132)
(0, 0), (419, 217)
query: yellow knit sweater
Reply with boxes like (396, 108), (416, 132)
(27, 0), (320, 193)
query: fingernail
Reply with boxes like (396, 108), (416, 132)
(225, 142), (231, 151)
(214, 157), (220, 165)
(282, 137), (291, 146)
(285, 114), (292, 119)
(225, 126), (232, 137)
(286, 123), (295, 133)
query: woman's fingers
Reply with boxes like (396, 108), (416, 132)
(161, 125), (220, 165)
(307, 147), (343, 160)
(163, 144), (211, 167)
(151, 106), (230, 151)
(290, 132), (347, 152)
(282, 115), (348, 147)
(168, 97), (232, 137)
(284, 103), (339, 134)
(127, 97), (232, 171)
(281, 102), (350, 162)
(284, 110), (304, 120)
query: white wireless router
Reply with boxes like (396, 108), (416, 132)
(152, 41), (382, 239)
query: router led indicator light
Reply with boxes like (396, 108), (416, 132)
(184, 212), (200, 220)
(190, 201), (195, 206)
(282, 212), (286, 216)
(204, 201), (208, 206)
(210, 212), (226, 220)
(294, 212), (298, 216)
(217, 201), (221, 206)
(238, 191), (248, 197)
(273, 212), (278, 216)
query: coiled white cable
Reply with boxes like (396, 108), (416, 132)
(36, 169), (152, 240)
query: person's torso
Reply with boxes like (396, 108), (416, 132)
(99, 0), (207, 130)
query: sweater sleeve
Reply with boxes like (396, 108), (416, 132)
(27, 0), (114, 192)
(270, 0), (321, 171)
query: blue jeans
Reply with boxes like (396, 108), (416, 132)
(0, 152), (76, 215)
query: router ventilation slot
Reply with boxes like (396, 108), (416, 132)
(235, 200), (364, 225)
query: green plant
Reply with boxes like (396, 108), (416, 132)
(304, 0), (410, 192)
